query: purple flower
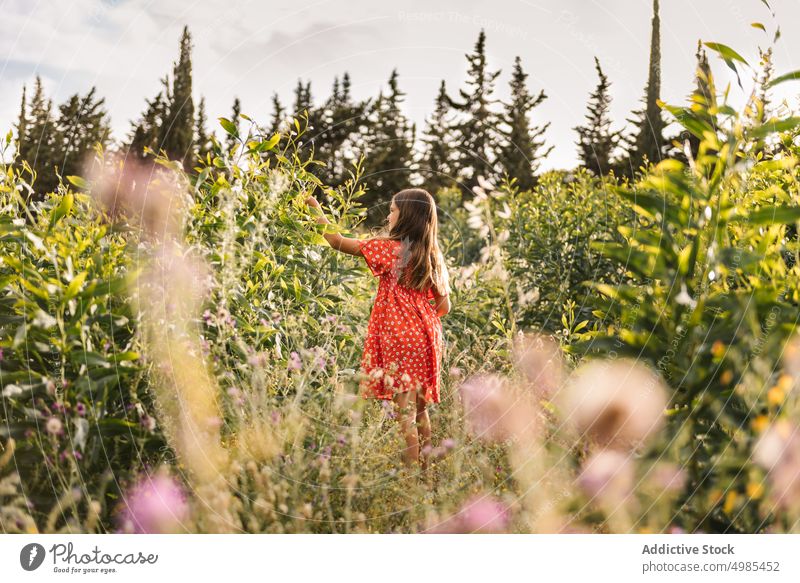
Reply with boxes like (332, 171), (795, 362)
(442, 438), (456, 451)
(117, 470), (190, 534)
(287, 351), (302, 371)
(202, 309), (213, 324)
(336, 434), (347, 446)
(75, 402), (86, 416)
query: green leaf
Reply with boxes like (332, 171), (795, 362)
(766, 70), (800, 89)
(219, 117), (238, 137)
(703, 42), (749, 65)
(65, 271), (88, 299)
(751, 22), (766, 33)
(749, 117), (800, 139)
(734, 205), (800, 225)
(49, 192), (73, 228)
(66, 175), (89, 189)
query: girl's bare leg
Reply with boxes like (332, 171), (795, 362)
(415, 393), (432, 474)
(393, 390), (419, 467)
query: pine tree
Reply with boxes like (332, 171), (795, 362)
(53, 87), (112, 180)
(19, 76), (58, 196)
(311, 72), (370, 189)
(162, 25), (195, 171)
(195, 95), (211, 163)
(574, 57), (622, 176)
(269, 92), (286, 135)
(15, 85), (28, 161)
(499, 56), (551, 192)
(627, 0), (664, 174)
(421, 80), (458, 194)
(360, 69), (416, 224)
(227, 97), (241, 152)
(126, 75), (171, 163)
(448, 29), (503, 197)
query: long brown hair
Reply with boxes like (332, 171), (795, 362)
(381, 188), (450, 296)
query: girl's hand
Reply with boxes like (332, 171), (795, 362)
(305, 195), (321, 209)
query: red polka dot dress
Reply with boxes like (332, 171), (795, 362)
(357, 238), (445, 404)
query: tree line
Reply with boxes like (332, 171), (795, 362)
(12, 0), (778, 219)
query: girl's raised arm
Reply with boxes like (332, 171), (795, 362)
(431, 288), (451, 317)
(304, 196), (363, 256)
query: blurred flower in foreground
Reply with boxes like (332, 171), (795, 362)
(428, 493), (511, 533)
(117, 468), (190, 533)
(86, 153), (189, 238)
(459, 374), (536, 443)
(752, 420), (800, 509)
(577, 449), (635, 503)
(559, 358), (668, 450)
(511, 332), (564, 400)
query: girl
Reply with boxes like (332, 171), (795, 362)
(304, 189), (451, 473)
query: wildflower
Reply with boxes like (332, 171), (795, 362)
(512, 332), (564, 400)
(140, 415), (157, 432)
(558, 358), (668, 450)
(32, 310), (57, 329)
(75, 402), (86, 416)
(459, 374), (533, 443)
(46, 417), (63, 436)
(432, 493), (510, 533)
(752, 420), (800, 508)
(577, 449), (635, 501)
(117, 469), (190, 534)
(675, 283), (696, 309)
(648, 463), (687, 493)
(449, 367), (463, 379)
(2, 384), (23, 398)
(287, 351), (302, 371)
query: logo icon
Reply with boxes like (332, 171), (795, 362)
(20, 543), (46, 571)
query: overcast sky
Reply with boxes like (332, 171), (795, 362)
(2, 0), (799, 170)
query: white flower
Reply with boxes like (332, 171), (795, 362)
(675, 283), (696, 309)
(32, 310), (58, 329)
(477, 175), (496, 191)
(74, 418), (89, 450)
(2, 384), (23, 397)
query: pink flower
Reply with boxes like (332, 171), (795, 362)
(577, 449), (635, 502)
(287, 351), (302, 371)
(46, 417), (63, 436)
(430, 493), (511, 533)
(511, 332), (564, 400)
(459, 374), (532, 443)
(118, 469), (189, 534)
(559, 358), (668, 450)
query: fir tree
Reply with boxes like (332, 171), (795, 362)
(360, 69), (416, 224)
(53, 87), (112, 181)
(126, 75), (171, 163)
(19, 76), (58, 196)
(163, 25), (195, 171)
(269, 92), (285, 135)
(448, 29), (503, 197)
(195, 95), (212, 163)
(627, 0), (665, 174)
(574, 57), (622, 176)
(311, 72), (370, 189)
(15, 85), (27, 158)
(227, 97), (241, 152)
(421, 80), (458, 194)
(499, 56), (551, 192)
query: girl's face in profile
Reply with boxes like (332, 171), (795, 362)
(388, 200), (399, 230)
